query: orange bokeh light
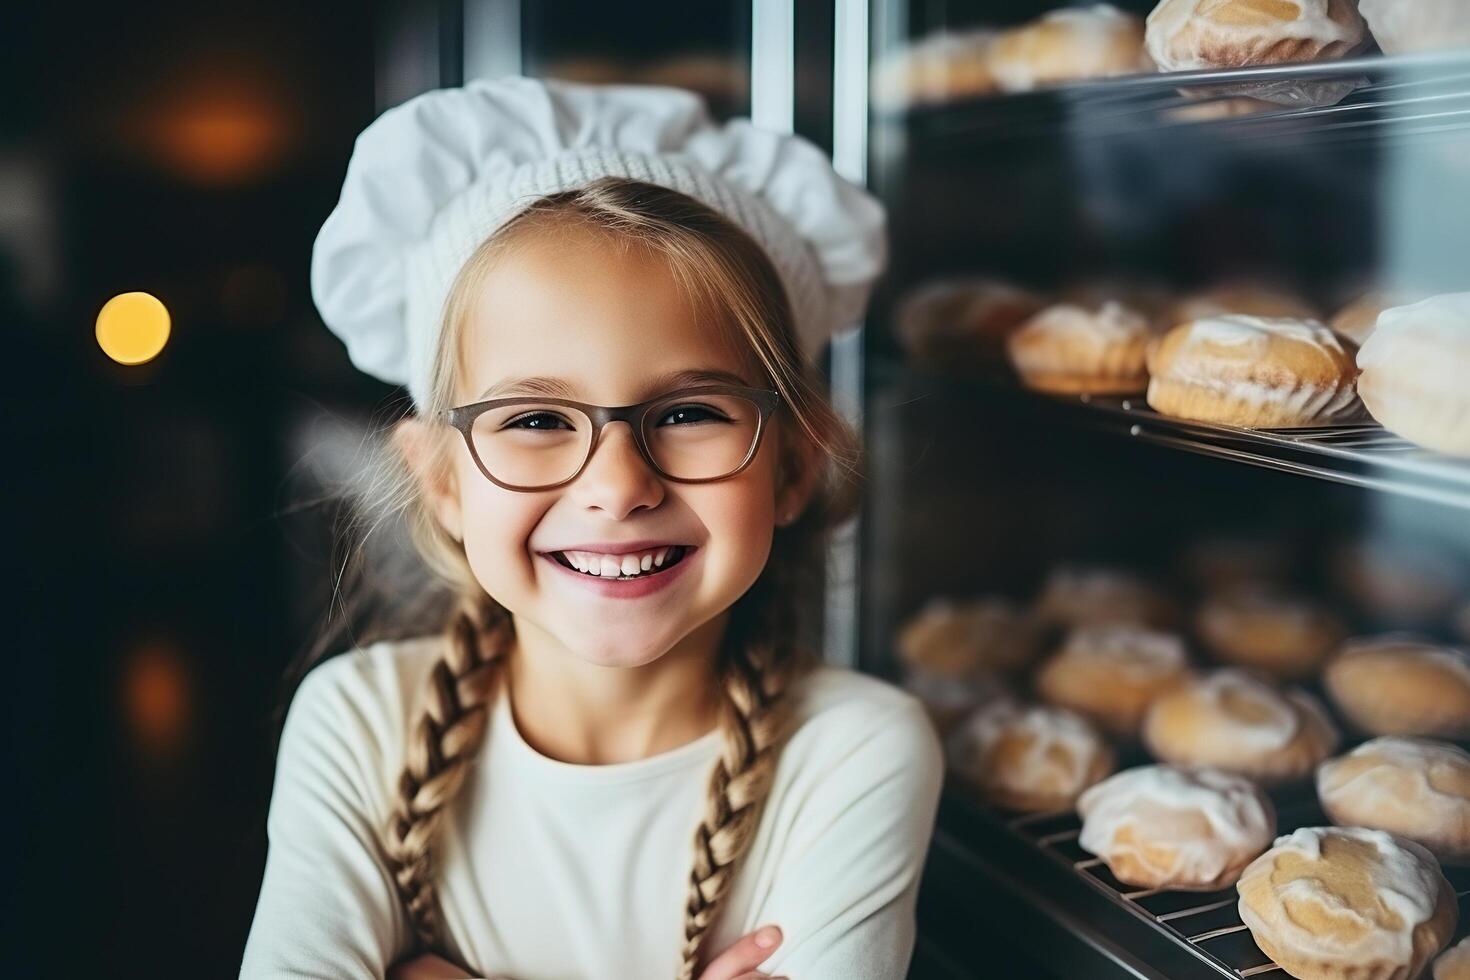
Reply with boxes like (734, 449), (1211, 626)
(122, 640), (193, 757)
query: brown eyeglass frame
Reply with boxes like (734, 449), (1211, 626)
(443, 384), (782, 492)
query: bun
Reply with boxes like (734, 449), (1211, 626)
(1034, 566), (1177, 630)
(896, 278), (1045, 367)
(1195, 587), (1344, 679)
(1324, 636), (1470, 739)
(1356, 292), (1470, 457)
(1078, 765), (1275, 890)
(871, 28), (999, 110)
(1436, 938), (1470, 980)
(1006, 301), (1154, 395)
(948, 700), (1115, 812)
(1142, 669), (1339, 783)
(1237, 826), (1457, 980)
(1146, 0), (1367, 72)
(1146, 315), (1362, 427)
(1034, 625), (1192, 736)
(1317, 737), (1470, 865)
(990, 5), (1149, 93)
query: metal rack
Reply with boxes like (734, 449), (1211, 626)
(1069, 394), (1470, 511)
(999, 792), (1470, 979)
(881, 50), (1470, 148)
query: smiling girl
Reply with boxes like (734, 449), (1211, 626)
(239, 77), (943, 980)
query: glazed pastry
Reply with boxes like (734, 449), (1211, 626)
(1195, 587), (1344, 679)
(896, 596), (1041, 676)
(989, 5), (1150, 93)
(1360, 0), (1470, 55)
(1317, 737), (1470, 865)
(1142, 669), (1339, 783)
(1237, 826), (1458, 980)
(1332, 540), (1466, 626)
(1357, 292), (1470, 457)
(1324, 636), (1470, 739)
(902, 666), (1010, 737)
(1005, 300), (1154, 395)
(1166, 281), (1320, 326)
(1033, 566), (1177, 630)
(1146, 315), (1362, 427)
(895, 277), (1046, 367)
(1146, 0), (1367, 72)
(871, 28), (1000, 111)
(947, 700), (1115, 812)
(1329, 290), (1422, 347)
(1034, 625), (1192, 736)
(1437, 938), (1470, 980)
(1078, 764), (1275, 890)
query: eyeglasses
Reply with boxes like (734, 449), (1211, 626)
(443, 384), (782, 492)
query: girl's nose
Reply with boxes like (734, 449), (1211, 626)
(570, 422), (665, 519)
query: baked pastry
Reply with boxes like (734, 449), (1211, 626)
(1329, 290), (1422, 347)
(1034, 566), (1177, 630)
(1317, 736), (1470, 865)
(1332, 540), (1466, 626)
(1195, 587), (1344, 679)
(1005, 300), (1154, 395)
(947, 700), (1115, 812)
(990, 5), (1150, 93)
(1360, 0), (1470, 55)
(1357, 292), (1470, 457)
(1142, 669), (1339, 783)
(1237, 826), (1458, 980)
(1146, 0), (1368, 73)
(1146, 315), (1362, 427)
(1166, 281), (1320, 326)
(1324, 636), (1470, 739)
(902, 666), (1010, 736)
(896, 596), (1041, 677)
(871, 28), (1000, 111)
(895, 278), (1046, 367)
(1034, 625), (1192, 736)
(1437, 938), (1470, 980)
(1078, 765), (1275, 891)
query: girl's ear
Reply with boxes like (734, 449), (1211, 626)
(774, 426), (823, 527)
(391, 418), (466, 543)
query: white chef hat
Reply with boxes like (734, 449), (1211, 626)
(309, 74), (888, 412)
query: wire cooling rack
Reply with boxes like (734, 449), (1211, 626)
(1004, 794), (1470, 978)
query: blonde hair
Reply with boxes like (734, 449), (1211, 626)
(284, 177), (861, 978)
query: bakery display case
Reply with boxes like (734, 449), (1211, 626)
(852, 2), (1470, 977)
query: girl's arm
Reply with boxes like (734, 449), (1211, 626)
(239, 655), (414, 978)
(746, 697), (946, 980)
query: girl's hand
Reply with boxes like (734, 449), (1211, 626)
(383, 924), (786, 980)
(696, 924), (788, 980)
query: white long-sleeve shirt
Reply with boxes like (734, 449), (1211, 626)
(239, 634), (945, 980)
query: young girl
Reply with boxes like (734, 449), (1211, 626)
(240, 76), (944, 980)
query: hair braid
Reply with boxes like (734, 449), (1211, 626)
(386, 597), (513, 950)
(677, 579), (803, 980)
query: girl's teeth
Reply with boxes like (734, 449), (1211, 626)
(557, 546), (685, 578)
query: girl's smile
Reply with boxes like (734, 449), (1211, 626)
(538, 542), (699, 598)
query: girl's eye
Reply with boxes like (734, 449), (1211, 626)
(502, 411), (574, 431)
(657, 403), (729, 426)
